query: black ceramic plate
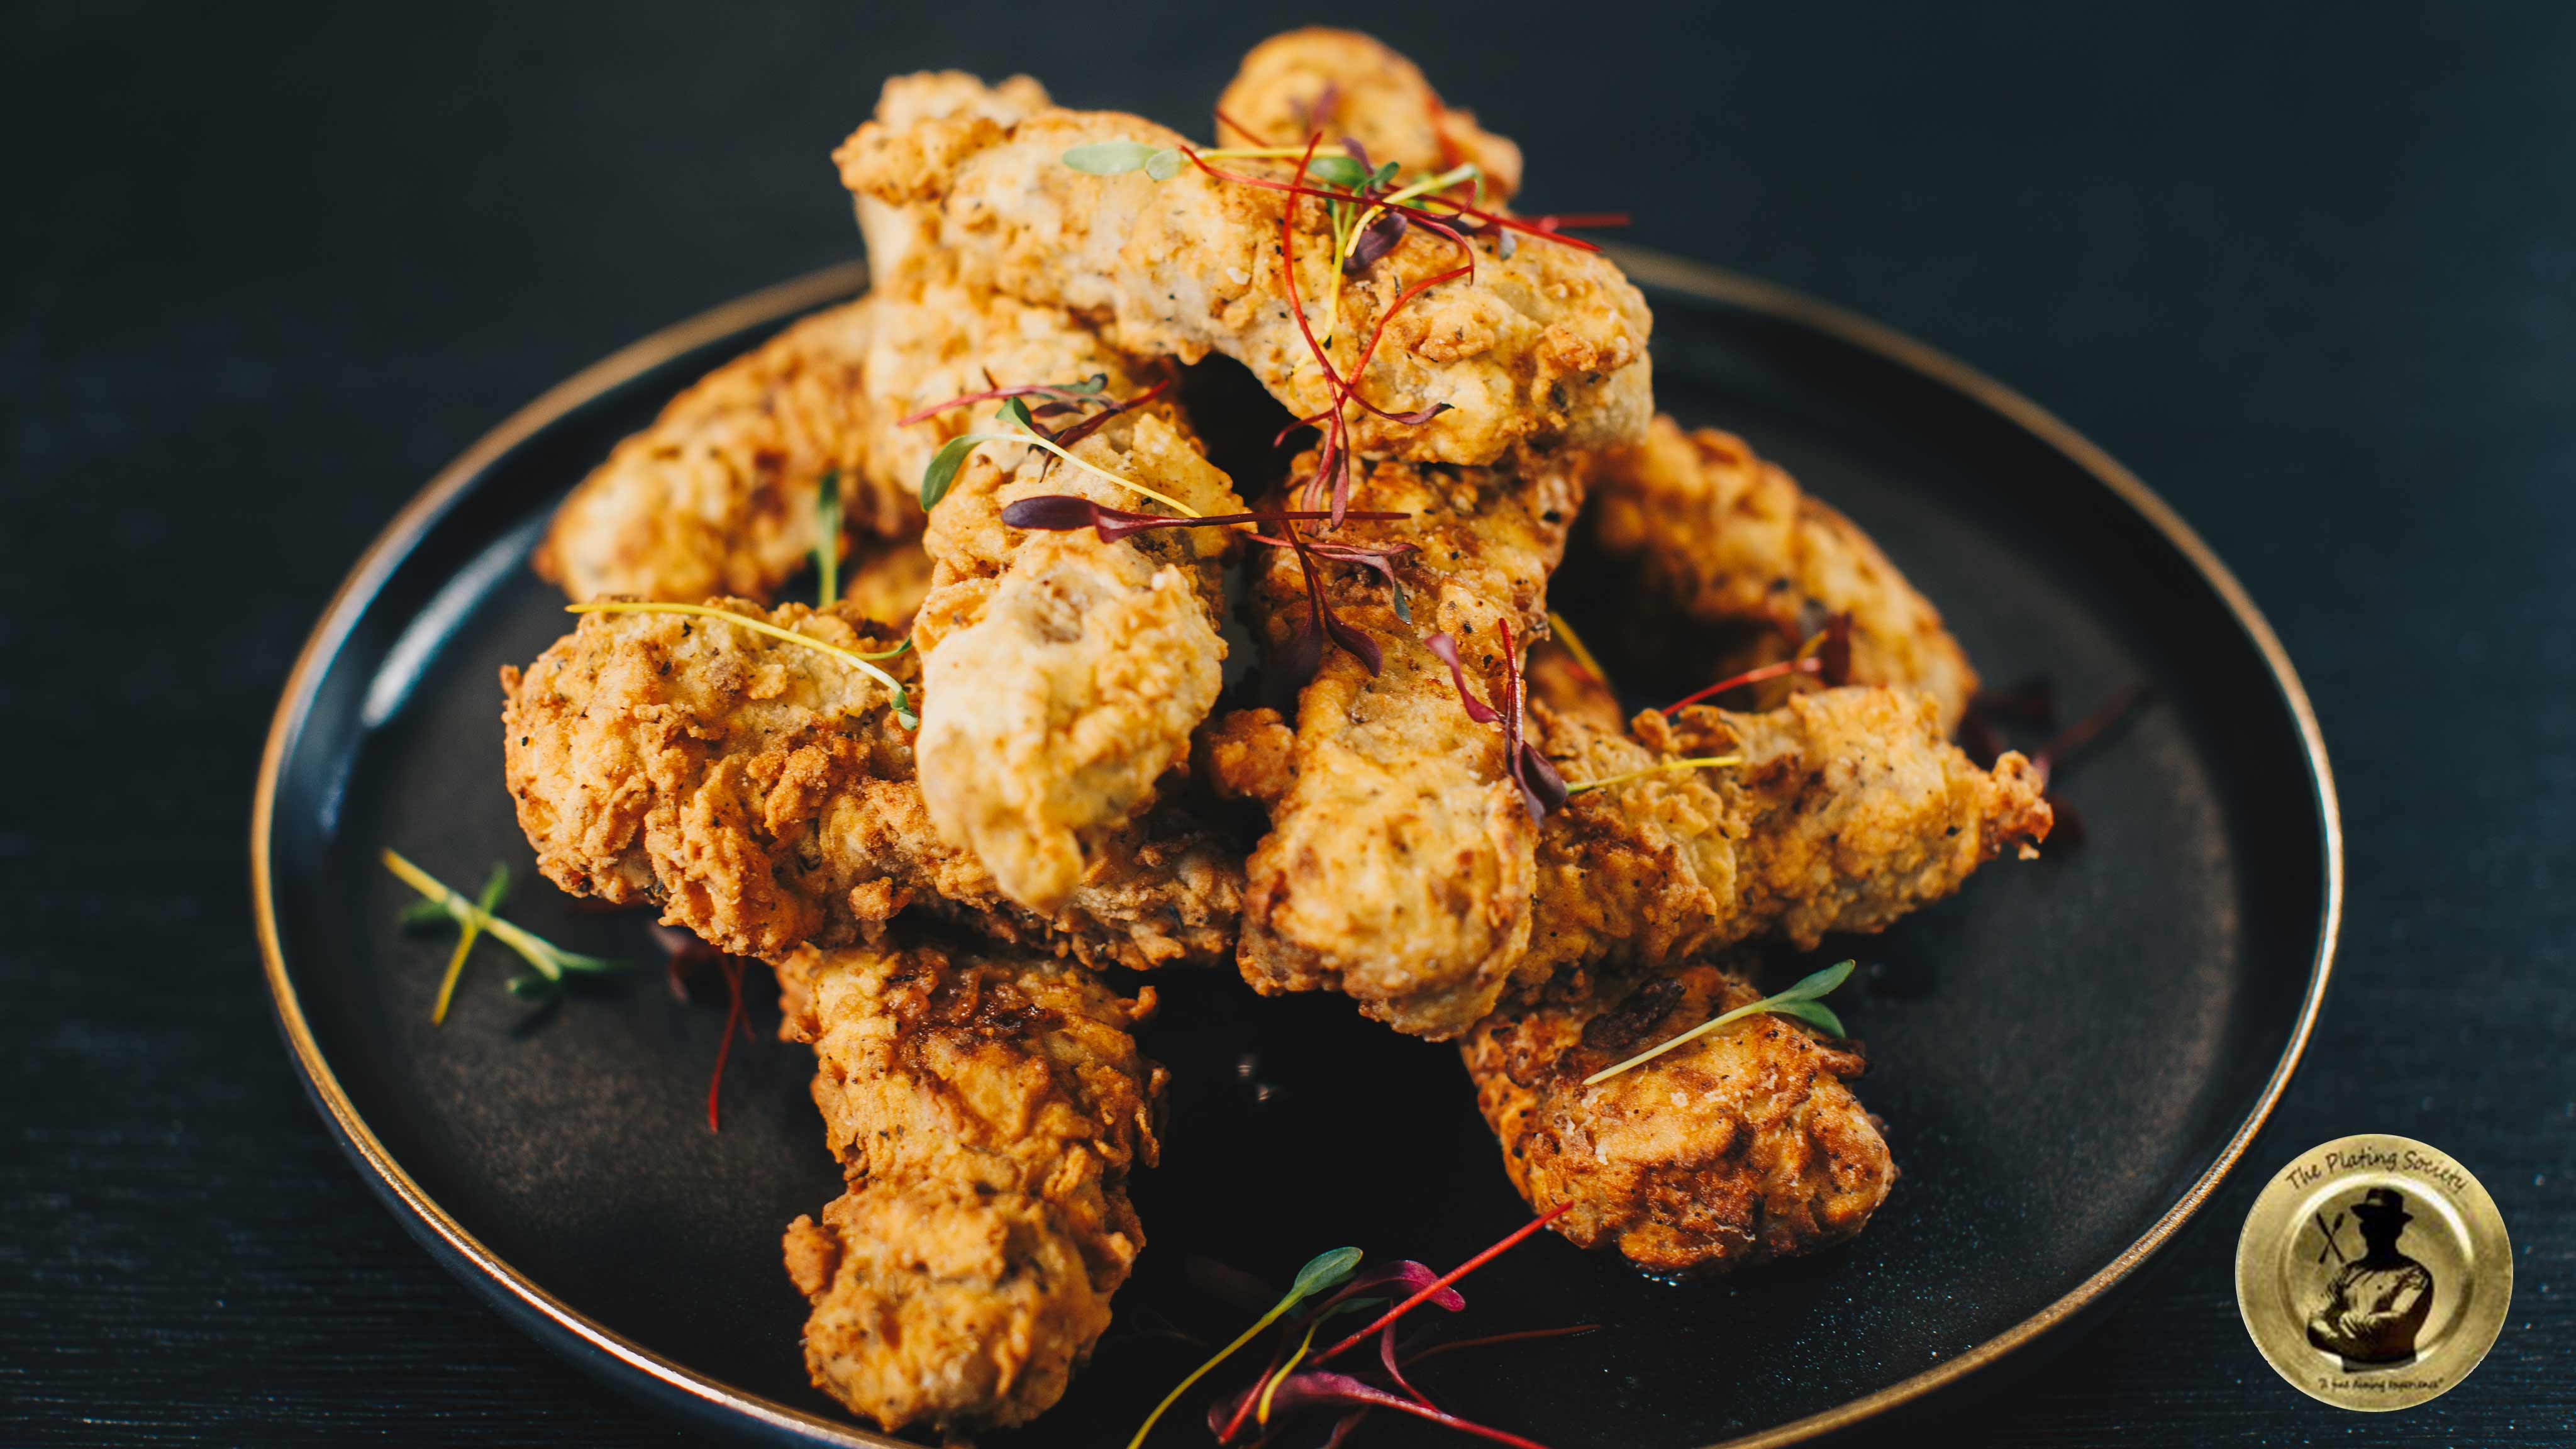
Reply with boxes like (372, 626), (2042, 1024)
(254, 252), (2339, 1448)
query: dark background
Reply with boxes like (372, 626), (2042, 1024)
(6, 1), (2569, 1445)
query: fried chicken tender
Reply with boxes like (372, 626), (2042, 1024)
(908, 357), (1244, 915)
(533, 297), (915, 602)
(1595, 416), (1979, 730)
(776, 935), (1162, 1433)
(835, 105), (1652, 465)
(1523, 689), (2051, 987)
(499, 599), (1239, 969)
(1215, 28), (1524, 200)
(1213, 450), (1588, 1040)
(1461, 954), (1894, 1275)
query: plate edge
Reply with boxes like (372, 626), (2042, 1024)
(248, 247), (2345, 1449)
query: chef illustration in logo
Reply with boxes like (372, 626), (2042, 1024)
(2305, 1187), (2434, 1365)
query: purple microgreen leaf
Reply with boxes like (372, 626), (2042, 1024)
(1252, 1372), (1556, 1449)
(997, 494), (1106, 533)
(1346, 210), (1407, 273)
(1340, 136), (1374, 172)
(1267, 616), (1323, 713)
(1424, 634), (1501, 723)
(1519, 743), (1570, 816)
(1319, 605), (1383, 676)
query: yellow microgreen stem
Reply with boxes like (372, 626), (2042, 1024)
(1582, 960), (1856, 1087)
(1255, 1316), (1329, 1426)
(430, 864), (508, 1024)
(1004, 421), (1202, 518)
(1563, 754), (1744, 796)
(381, 849), (601, 982)
(1585, 997), (1779, 1085)
(1129, 1301), (1300, 1449)
(563, 601), (915, 726)
(1545, 611), (1613, 694)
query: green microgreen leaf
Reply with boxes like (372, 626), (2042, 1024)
(919, 433), (983, 511)
(1305, 153), (1368, 190)
(382, 848), (628, 991)
(1126, 1245), (1363, 1448)
(814, 469), (841, 608)
(1063, 140), (1163, 175)
(1142, 147), (1181, 181)
(1059, 373), (1109, 395)
(1368, 160), (1401, 189)
(1580, 958), (1859, 1087)
(401, 899), (453, 931)
(996, 396), (1038, 432)
(1772, 958), (1855, 1004)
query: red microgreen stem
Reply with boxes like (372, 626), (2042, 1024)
(1659, 656), (1820, 716)
(706, 957), (746, 1133)
(1401, 1324), (1601, 1366)
(2030, 682), (2154, 787)
(1311, 1206), (1573, 1368)
(897, 378), (1110, 427)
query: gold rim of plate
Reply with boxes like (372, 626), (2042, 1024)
(249, 247), (2346, 1448)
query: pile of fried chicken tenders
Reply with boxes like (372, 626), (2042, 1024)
(500, 30), (2051, 1437)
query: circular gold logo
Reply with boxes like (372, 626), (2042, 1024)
(2236, 1133), (2511, 1410)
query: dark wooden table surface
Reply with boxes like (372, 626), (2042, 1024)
(6, 3), (2570, 1444)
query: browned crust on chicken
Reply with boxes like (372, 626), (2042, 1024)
(1593, 417), (1979, 730)
(1215, 28), (1524, 200)
(777, 935), (1162, 1433)
(1462, 955), (1893, 1275)
(835, 106), (1650, 465)
(498, 599), (1239, 969)
(533, 298), (918, 603)
(1218, 450), (1587, 1040)
(1522, 689), (2051, 987)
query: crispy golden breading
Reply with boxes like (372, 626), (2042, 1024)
(533, 297), (916, 603)
(911, 389), (1244, 915)
(835, 106), (1652, 465)
(1462, 955), (1893, 1275)
(499, 599), (1239, 969)
(1594, 416), (1979, 730)
(1522, 689), (2050, 987)
(1215, 28), (1523, 199)
(1217, 451), (1587, 1040)
(776, 936), (1162, 1433)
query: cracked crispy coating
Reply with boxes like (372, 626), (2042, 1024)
(1214, 450), (1588, 1040)
(499, 599), (1239, 969)
(910, 369), (1244, 916)
(1462, 954), (1894, 1275)
(533, 297), (917, 603)
(835, 104), (1652, 465)
(776, 935), (1162, 1433)
(1522, 689), (2051, 987)
(1215, 28), (1523, 200)
(1594, 416), (1979, 730)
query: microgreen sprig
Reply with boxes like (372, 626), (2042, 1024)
(914, 388), (1196, 517)
(383, 849), (624, 999)
(1582, 960), (1856, 1087)
(813, 469), (841, 608)
(562, 601), (916, 728)
(1660, 614), (1853, 716)
(1563, 754), (1745, 796)
(1543, 611), (1614, 697)
(428, 863), (509, 1023)
(1427, 620), (1567, 821)
(1128, 1246), (1361, 1449)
